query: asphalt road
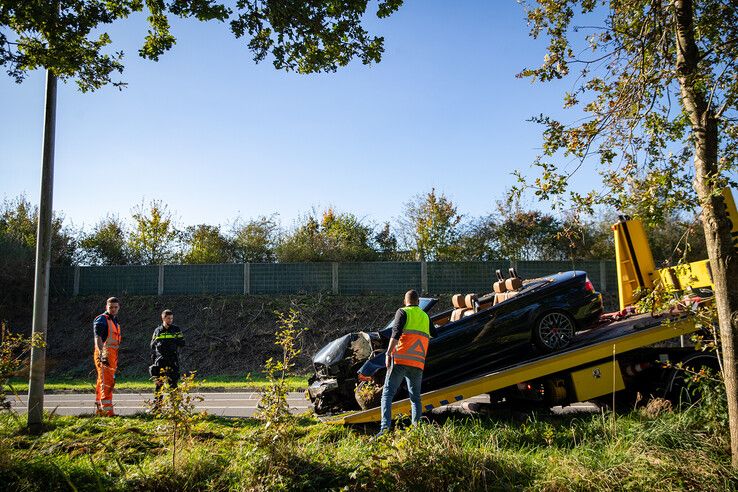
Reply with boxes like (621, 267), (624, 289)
(9, 392), (311, 417)
(8, 392), (599, 418)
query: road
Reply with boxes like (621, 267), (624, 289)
(9, 392), (311, 417)
(8, 392), (598, 418)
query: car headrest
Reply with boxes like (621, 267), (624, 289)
(493, 281), (507, 294)
(452, 294), (465, 308)
(464, 293), (478, 309)
(505, 277), (523, 291)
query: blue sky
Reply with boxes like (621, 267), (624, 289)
(1, 1), (603, 231)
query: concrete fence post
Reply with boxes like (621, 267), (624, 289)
(73, 265), (80, 296)
(599, 261), (607, 292)
(332, 262), (339, 294)
(420, 261), (428, 294)
(243, 263), (251, 295)
(158, 265), (164, 295)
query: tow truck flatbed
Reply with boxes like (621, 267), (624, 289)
(325, 314), (698, 424)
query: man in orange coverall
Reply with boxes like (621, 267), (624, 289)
(93, 297), (122, 416)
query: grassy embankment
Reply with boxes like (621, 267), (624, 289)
(8, 374), (309, 393)
(0, 402), (734, 491)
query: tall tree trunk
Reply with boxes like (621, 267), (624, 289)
(675, 0), (738, 467)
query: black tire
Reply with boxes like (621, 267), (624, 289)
(533, 311), (575, 353)
(663, 353), (720, 406)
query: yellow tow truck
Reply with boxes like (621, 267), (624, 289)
(327, 189), (738, 425)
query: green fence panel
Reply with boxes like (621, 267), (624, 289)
(338, 262), (421, 295)
(78, 266), (158, 295)
(50, 266), (75, 297)
(427, 261), (510, 294)
(515, 261), (574, 279)
(250, 263), (332, 294)
(163, 264), (243, 295)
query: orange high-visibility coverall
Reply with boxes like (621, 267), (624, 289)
(94, 314), (121, 416)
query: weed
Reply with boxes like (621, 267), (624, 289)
(258, 308), (306, 434)
(146, 372), (205, 472)
(0, 321), (45, 410)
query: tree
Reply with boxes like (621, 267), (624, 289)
(0, 195), (76, 266)
(128, 200), (178, 265)
(374, 222), (400, 260)
(519, 0), (738, 464)
(79, 215), (129, 265)
(401, 189), (462, 261)
(320, 209), (377, 261)
(0, 0), (404, 91)
(181, 224), (232, 264)
(232, 215), (279, 263)
(276, 209), (377, 262)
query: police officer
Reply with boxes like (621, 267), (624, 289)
(377, 289), (437, 436)
(150, 309), (185, 406)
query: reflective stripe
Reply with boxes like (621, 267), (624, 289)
(393, 353), (426, 364)
(156, 333), (183, 340)
(402, 329), (430, 338)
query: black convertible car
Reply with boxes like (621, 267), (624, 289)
(308, 270), (604, 414)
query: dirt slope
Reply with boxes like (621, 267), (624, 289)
(6, 294), (416, 379)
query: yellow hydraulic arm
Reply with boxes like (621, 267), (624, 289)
(613, 188), (738, 310)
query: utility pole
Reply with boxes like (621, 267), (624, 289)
(27, 69), (57, 432)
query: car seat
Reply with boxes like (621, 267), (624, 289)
(450, 294), (469, 321)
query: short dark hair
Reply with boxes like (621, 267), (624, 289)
(106, 297), (120, 305)
(162, 309), (173, 317)
(404, 289), (419, 305)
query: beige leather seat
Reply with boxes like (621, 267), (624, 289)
(450, 294), (469, 321)
(494, 268), (524, 305)
(493, 279), (508, 305)
(462, 293), (479, 317)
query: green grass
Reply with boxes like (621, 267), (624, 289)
(0, 403), (735, 491)
(8, 374), (309, 393)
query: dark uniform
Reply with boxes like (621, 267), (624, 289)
(149, 324), (185, 398)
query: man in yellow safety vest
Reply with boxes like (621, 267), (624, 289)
(377, 289), (436, 436)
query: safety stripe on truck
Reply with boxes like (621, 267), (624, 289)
(325, 316), (699, 425)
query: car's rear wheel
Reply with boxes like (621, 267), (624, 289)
(533, 311), (575, 352)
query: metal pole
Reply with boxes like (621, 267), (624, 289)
(27, 69), (57, 431)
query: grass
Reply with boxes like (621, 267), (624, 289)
(7, 374), (309, 393)
(0, 403), (735, 491)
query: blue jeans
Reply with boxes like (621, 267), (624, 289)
(380, 362), (423, 431)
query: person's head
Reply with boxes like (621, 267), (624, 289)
(404, 289), (419, 306)
(106, 297), (120, 316)
(161, 309), (173, 326)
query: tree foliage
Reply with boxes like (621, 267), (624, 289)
(0, 0), (403, 91)
(78, 215), (129, 265)
(181, 224), (232, 264)
(402, 189), (462, 261)
(128, 200), (178, 264)
(231, 215), (279, 263)
(276, 209), (377, 262)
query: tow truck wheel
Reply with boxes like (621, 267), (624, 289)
(533, 311), (575, 353)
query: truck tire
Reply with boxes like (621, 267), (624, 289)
(663, 352), (720, 406)
(533, 311), (575, 353)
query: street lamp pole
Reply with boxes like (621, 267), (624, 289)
(27, 69), (57, 432)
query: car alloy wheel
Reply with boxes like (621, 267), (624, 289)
(535, 312), (574, 351)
